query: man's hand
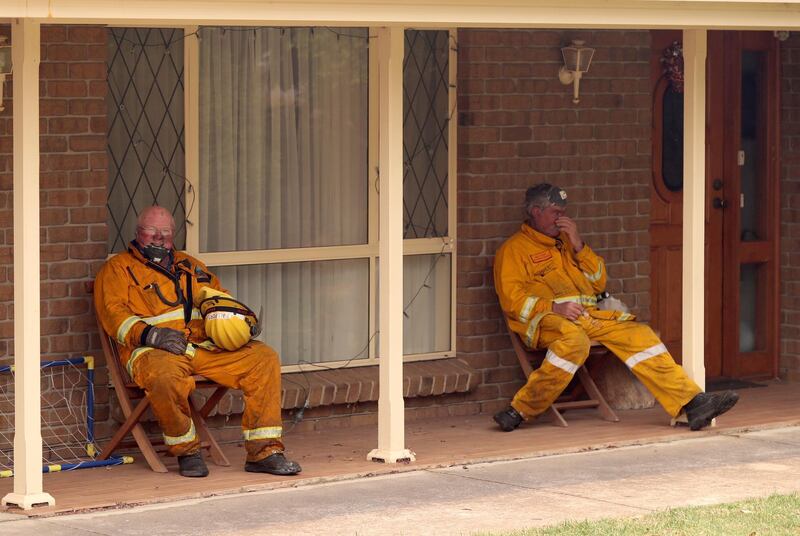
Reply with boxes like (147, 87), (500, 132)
(145, 327), (188, 355)
(552, 301), (585, 321)
(555, 216), (584, 252)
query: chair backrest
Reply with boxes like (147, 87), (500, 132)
(504, 318), (539, 378)
(96, 316), (141, 394)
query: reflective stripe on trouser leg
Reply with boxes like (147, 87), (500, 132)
(582, 320), (701, 417)
(164, 420), (197, 446)
(130, 350), (200, 457)
(191, 341), (285, 462)
(511, 315), (591, 419)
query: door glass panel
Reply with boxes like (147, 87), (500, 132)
(739, 263), (765, 353)
(740, 50), (767, 242)
(661, 86), (683, 192)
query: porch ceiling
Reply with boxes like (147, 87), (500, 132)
(2, 0), (800, 29)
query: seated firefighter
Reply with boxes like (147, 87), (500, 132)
(95, 206), (301, 478)
(493, 183), (739, 432)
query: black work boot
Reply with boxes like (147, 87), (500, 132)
(177, 451), (209, 477)
(493, 406), (524, 432)
(245, 452), (302, 476)
(684, 391), (740, 431)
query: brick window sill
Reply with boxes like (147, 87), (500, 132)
(279, 358), (481, 410)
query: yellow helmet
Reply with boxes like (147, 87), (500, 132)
(198, 287), (259, 351)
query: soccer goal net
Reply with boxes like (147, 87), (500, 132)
(0, 356), (132, 478)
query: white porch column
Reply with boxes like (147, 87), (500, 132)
(681, 29), (707, 391)
(2, 19), (55, 509)
(368, 26), (414, 464)
(183, 26), (200, 255)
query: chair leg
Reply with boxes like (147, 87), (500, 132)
(190, 401), (230, 467)
(548, 405), (568, 427)
(577, 367), (620, 423)
(100, 397), (168, 473)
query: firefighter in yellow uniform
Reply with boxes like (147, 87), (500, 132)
(493, 184), (739, 432)
(95, 206), (301, 477)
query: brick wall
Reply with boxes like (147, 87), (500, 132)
(0, 25), (111, 438)
(780, 35), (800, 381)
(456, 29), (653, 413)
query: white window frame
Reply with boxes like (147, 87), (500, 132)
(180, 26), (457, 372)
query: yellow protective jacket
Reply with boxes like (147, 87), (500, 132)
(94, 242), (225, 375)
(494, 223), (609, 348)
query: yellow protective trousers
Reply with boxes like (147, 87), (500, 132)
(130, 340), (284, 461)
(510, 313), (702, 419)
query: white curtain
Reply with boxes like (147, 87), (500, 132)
(402, 254), (451, 355)
(199, 28), (369, 364)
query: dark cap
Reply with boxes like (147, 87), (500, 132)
(525, 183), (568, 207)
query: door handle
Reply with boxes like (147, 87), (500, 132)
(713, 197), (727, 209)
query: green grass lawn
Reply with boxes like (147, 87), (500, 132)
(484, 493), (800, 536)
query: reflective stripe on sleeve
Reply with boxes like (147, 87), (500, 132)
(618, 312), (634, 321)
(553, 295), (598, 307)
(164, 421), (197, 446)
(545, 349), (579, 375)
(142, 307), (186, 326)
(519, 296), (538, 323)
(625, 343), (668, 369)
(583, 262), (604, 283)
(117, 315), (143, 344)
(243, 426), (283, 441)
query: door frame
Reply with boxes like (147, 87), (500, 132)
(719, 31), (781, 379)
(650, 30), (781, 380)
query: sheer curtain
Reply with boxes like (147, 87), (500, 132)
(199, 28), (369, 364)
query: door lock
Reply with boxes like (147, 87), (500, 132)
(712, 178), (723, 191)
(713, 197), (727, 209)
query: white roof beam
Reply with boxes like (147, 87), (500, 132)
(1, 1), (800, 30)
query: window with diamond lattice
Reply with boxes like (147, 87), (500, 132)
(106, 28), (187, 253)
(403, 30), (450, 239)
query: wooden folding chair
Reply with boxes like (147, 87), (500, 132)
(505, 319), (619, 427)
(96, 317), (232, 472)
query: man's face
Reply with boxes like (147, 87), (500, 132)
(136, 209), (175, 250)
(529, 204), (566, 238)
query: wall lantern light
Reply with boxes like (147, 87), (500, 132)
(558, 39), (595, 104)
(0, 37), (11, 112)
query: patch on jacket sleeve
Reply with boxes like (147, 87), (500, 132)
(531, 251), (552, 263)
(194, 265), (211, 283)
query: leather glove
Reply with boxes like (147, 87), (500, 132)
(145, 327), (188, 355)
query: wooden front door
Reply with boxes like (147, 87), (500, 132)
(649, 30), (780, 380)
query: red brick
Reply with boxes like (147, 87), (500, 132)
(41, 154), (88, 172)
(68, 26), (107, 44)
(48, 226), (88, 244)
(41, 26), (68, 43)
(69, 62), (106, 80)
(49, 117), (89, 134)
(69, 135), (106, 152)
(45, 80), (88, 104)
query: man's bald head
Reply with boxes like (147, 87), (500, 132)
(136, 206), (175, 251)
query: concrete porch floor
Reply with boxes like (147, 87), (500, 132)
(2, 380), (798, 518)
